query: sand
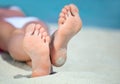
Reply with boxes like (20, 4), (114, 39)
(0, 25), (120, 84)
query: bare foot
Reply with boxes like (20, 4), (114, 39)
(50, 4), (82, 67)
(23, 23), (51, 77)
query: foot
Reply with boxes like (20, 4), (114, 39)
(50, 4), (82, 67)
(23, 23), (51, 77)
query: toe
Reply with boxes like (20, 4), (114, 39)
(61, 8), (67, 14)
(42, 32), (47, 42)
(61, 6), (70, 19)
(64, 5), (70, 11)
(45, 36), (51, 44)
(42, 31), (50, 43)
(59, 12), (65, 18)
(39, 27), (45, 38)
(69, 4), (79, 16)
(43, 32), (48, 37)
(40, 27), (45, 33)
(67, 10), (72, 17)
(36, 24), (41, 30)
(59, 12), (66, 22)
(34, 24), (41, 35)
(58, 17), (65, 25)
(25, 23), (35, 36)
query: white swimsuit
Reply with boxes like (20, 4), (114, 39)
(3, 6), (56, 35)
(4, 17), (56, 35)
(4, 17), (39, 28)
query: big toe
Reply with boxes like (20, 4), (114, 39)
(69, 4), (79, 16)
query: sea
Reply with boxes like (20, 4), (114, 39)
(0, 0), (120, 29)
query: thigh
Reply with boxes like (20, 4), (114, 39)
(0, 20), (15, 51)
(7, 28), (30, 61)
(7, 21), (49, 61)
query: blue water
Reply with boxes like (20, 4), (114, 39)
(0, 0), (120, 29)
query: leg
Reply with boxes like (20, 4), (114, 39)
(50, 4), (82, 67)
(1, 20), (51, 77)
(5, 21), (49, 61)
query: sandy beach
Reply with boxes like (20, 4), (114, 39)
(0, 25), (120, 84)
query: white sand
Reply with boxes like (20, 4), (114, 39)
(0, 25), (120, 84)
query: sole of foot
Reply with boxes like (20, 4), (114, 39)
(23, 23), (51, 77)
(50, 4), (82, 67)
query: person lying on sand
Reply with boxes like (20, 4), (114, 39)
(0, 4), (82, 77)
